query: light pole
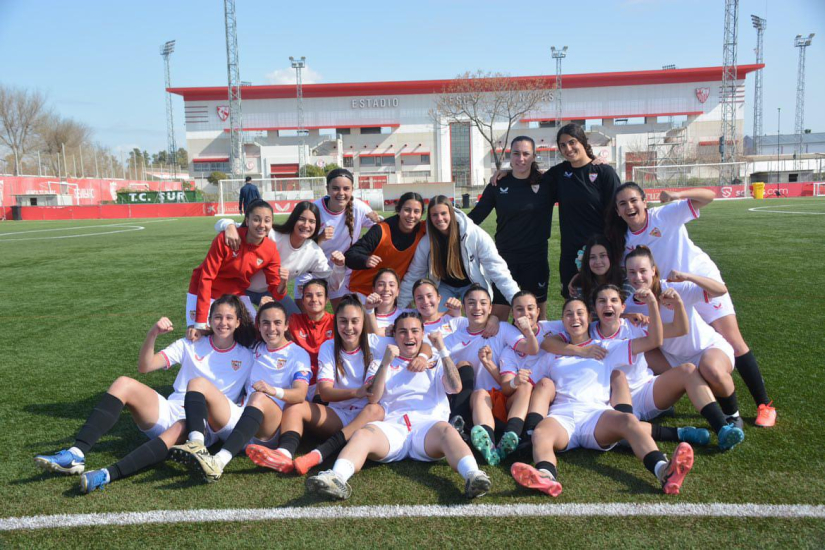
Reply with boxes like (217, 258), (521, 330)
(776, 107), (781, 189)
(290, 56), (307, 178)
(551, 46), (567, 164)
(160, 40), (178, 179)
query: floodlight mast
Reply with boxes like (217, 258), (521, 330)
(551, 46), (567, 164)
(160, 40), (177, 178)
(750, 15), (766, 155)
(290, 56), (307, 177)
(224, 0), (245, 178)
(720, 0), (739, 185)
(793, 33), (814, 170)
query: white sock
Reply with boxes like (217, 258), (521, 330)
(457, 455), (480, 480)
(654, 460), (669, 481)
(729, 411), (740, 418)
(101, 468), (112, 483)
(215, 449), (233, 468)
(332, 458), (355, 482)
(311, 449), (323, 461)
(188, 431), (205, 443)
(276, 448), (293, 459)
(68, 446), (85, 458)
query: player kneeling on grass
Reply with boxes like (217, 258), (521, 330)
(245, 295), (387, 475)
(35, 295), (256, 493)
(306, 312), (491, 500)
(439, 284), (539, 465)
(591, 284), (744, 451)
(512, 292), (695, 497)
(170, 301), (312, 482)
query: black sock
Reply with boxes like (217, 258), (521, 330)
(717, 392), (740, 417)
(449, 366), (475, 428)
(524, 413), (544, 435)
(278, 430), (302, 457)
(650, 424), (679, 442)
(107, 437), (169, 481)
(74, 393), (124, 454)
(184, 391), (208, 437)
(221, 407), (264, 457)
(315, 430), (347, 461)
(535, 460), (558, 479)
(700, 402), (729, 433)
(504, 417), (524, 437)
(735, 351), (770, 406)
(614, 403), (634, 414)
(643, 450), (667, 476)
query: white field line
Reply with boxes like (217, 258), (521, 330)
(1, 503), (823, 531)
(748, 204), (825, 215)
(0, 218), (179, 242)
(0, 218), (179, 237)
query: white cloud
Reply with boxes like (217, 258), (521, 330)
(264, 66), (323, 85)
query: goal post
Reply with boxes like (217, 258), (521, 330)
(631, 162), (749, 199)
(217, 177), (326, 215)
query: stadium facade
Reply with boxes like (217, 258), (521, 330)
(169, 64), (763, 188)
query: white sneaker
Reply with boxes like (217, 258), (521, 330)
(464, 470), (492, 499)
(306, 470), (352, 500)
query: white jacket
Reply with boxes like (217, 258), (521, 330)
(398, 209), (520, 307)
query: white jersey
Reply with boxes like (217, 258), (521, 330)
(499, 320), (565, 376)
(623, 200), (722, 282)
(589, 320), (653, 392)
(316, 334), (386, 412)
(379, 355), (451, 423)
(443, 318), (524, 390)
(245, 341), (313, 398)
(547, 338), (635, 409)
(624, 281), (719, 362)
(422, 314), (461, 337)
(160, 336), (254, 405)
(374, 306), (412, 333)
(315, 197), (377, 256)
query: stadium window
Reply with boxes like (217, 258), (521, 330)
(361, 127), (381, 135)
(335, 128), (351, 135)
(360, 156), (376, 166)
(343, 156), (354, 168)
(380, 127), (393, 134)
(539, 121), (556, 128)
(421, 154), (430, 164)
(377, 155), (395, 167)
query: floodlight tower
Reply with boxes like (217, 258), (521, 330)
(160, 40), (177, 178)
(720, 0), (739, 185)
(551, 46), (567, 163)
(751, 15), (766, 155)
(794, 33), (814, 170)
(290, 56), (307, 177)
(224, 0), (245, 178)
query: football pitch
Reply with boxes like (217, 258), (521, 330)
(1, 198), (824, 547)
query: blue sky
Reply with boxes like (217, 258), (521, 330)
(1, 0), (822, 155)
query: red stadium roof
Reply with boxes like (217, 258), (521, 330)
(168, 64), (764, 101)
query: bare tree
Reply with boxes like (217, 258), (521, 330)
(431, 70), (554, 171)
(37, 115), (92, 177)
(0, 85), (49, 175)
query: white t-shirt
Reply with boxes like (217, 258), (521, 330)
(374, 306), (412, 333)
(589, 319), (653, 392)
(378, 355), (451, 423)
(624, 281), (718, 362)
(547, 338), (635, 409)
(160, 336), (254, 405)
(245, 340), (312, 398)
(315, 197), (377, 257)
(316, 334), (386, 412)
(443, 318), (524, 390)
(499, 320), (564, 375)
(623, 200), (722, 282)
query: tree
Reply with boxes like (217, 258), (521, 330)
(0, 85), (48, 175)
(301, 164), (325, 178)
(431, 70), (554, 171)
(207, 171), (228, 185)
(176, 147), (188, 168)
(37, 115), (92, 177)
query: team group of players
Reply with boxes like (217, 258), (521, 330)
(34, 123), (776, 500)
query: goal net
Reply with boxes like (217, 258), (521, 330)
(217, 177), (326, 215)
(632, 162), (749, 200)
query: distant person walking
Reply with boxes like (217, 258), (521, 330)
(239, 177), (261, 215)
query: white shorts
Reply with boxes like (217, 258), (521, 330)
(548, 404), (614, 452)
(631, 377), (668, 421)
(663, 335), (735, 374)
(185, 293), (257, 327)
(695, 292), (736, 324)
(204, 396), (244, 447)
(294, 270), (353, 300)
(369, 415), (444, 463)
(328, 404), (364, 427)
(142, 393), (186, 439)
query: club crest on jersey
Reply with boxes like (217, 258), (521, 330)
(589, 173), (598, 183)
(695, 87), (710, 103)
(650, 227), (662, 238)
(275, 358), (287, 370)
(325, 330), (333, 338)
(231, 360), (242, 371)
(256, 258), (263, 266)
(499, 187), (509, 194)
(531, 184), (540, 193)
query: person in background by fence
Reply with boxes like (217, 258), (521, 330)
(239, 176), (261, 215)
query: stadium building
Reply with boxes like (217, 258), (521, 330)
(169, 64), (764, 190)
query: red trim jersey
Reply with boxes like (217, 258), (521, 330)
(443, 318), (524, 391)
(246, 341), (313, 405)
(188, 227), (284, 325)
(589, 319), (653, 392)
(316, 333), (387, 412)
(288, 312), (335, 384)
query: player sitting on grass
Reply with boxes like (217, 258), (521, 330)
(439, 284), (539, 465)
(511, 292), (695, 497)
(591, 283), (744, 450)
(35, 295), (256, 493)
(245, 295), (387, 475)
(305, 312), (492, 500)
(169, 301), (311, 482)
